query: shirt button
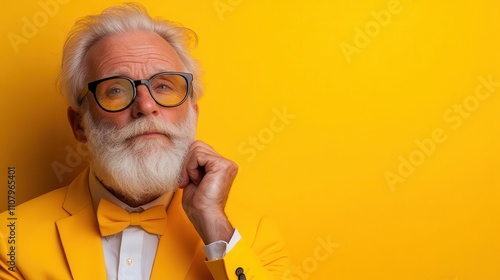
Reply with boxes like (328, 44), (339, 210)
(126, 258), (133, 266)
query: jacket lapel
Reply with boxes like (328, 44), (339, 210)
(150, 189), (203, 279)
(55, 169), (201, 279)
(55, 168), (107, 280)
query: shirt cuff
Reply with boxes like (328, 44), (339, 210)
(202, 228), (242, 261)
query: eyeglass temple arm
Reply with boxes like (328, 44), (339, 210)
(77, 85), (90, 104)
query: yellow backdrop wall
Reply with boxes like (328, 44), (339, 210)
(1, 0), (499, 279)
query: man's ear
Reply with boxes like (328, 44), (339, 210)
(192, 103), (199, 125)
(67, 107), (87, 143)
(192, 103), (199, 115)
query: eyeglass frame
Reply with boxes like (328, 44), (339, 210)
(78, 71), (193, 112)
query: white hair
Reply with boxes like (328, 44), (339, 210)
(58, 3), (203, 110)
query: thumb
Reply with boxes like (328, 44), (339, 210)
(178, 166), (190, 189)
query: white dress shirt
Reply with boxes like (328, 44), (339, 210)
(88, 169), (241, 280)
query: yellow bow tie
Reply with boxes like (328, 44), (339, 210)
(97, 198), (167, 236)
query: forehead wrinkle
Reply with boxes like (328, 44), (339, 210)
(86, 32), (184, 80)
(92, 54), (180, 79)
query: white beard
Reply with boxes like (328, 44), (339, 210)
(82, 106), (196, 203)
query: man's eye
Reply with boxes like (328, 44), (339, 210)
(157, 84), (172, 90)
(103, 87), (128, 99)
(110, 88), (122, 94)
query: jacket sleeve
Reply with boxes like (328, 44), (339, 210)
(205, 215), (294, 279)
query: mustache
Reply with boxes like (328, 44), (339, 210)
(123, 119), (176, 140)
(87, 115), (184, 145)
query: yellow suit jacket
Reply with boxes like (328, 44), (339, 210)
(0, 168), (291, 279)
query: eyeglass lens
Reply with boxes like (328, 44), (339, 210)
(94, 74), (188, 111)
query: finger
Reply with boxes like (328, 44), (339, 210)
(185, 151), (216, 185)
(189, 140), (222, 158)
(179, 141), (209, 187)
(180, 142), (218, 187)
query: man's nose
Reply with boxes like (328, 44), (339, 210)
(131, 84), (159, 118)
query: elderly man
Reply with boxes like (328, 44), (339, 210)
(0, 4), (290, 279)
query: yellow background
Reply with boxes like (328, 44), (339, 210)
(1, 0), (499, 279)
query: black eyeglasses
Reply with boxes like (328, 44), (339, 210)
(78, 72), (193, 112)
